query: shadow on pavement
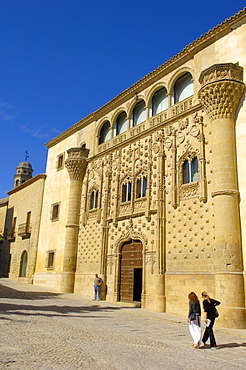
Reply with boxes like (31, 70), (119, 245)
(0, 281), (135, 317)
(0, 284), (61, 300)
(218, 342), (246, 349)
(0, 301), (125, 317)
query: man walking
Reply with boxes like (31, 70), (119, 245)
(93, 273), (103, 300)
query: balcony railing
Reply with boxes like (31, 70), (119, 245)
(6, 228), (16, 241)
(18, 223), (31, 237)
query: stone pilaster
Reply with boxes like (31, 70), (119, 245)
(60, 147), (89, 293)
(198, 63), (245, 328)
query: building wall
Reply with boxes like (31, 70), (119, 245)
(32, 10), (246, 328)
(0, 198), (9, 277)
(7, 175), (46, 282)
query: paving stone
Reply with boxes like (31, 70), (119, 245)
(0, 278), (245, 369)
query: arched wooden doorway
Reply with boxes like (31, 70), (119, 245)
(119, 240), (143, 302)
(20, 251), (28, 277)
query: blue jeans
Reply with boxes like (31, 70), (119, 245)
(94, 285), (101, 300)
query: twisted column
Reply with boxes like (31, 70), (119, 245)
(60, 147), (89, 293)
(198, 63), (245, 328)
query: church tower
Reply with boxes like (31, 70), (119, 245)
(14, 152), (33, 188)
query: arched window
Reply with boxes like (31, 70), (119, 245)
(20, 250), (28, 277)
(99, 121), (111, 144)
(132, 100), (146, 127)
(122, 180), (132, 202)
(90, 190), (99, 209)
(114, 112), (127, 136)
(183, 157), (198, 184)
(136, 176), (147, 198)
(173, 73), (193, 104)
(151, 87), (168, 116)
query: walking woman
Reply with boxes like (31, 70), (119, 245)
(188, 292), (202, 348)
(201, 291), (220, 349)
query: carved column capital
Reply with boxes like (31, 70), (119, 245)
(198, 63), (245, 121)
(65, 147), (89, 181)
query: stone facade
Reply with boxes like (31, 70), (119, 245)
(2, 8), (244, 329)
(6, 175), (46, 283)
(0, 197), (9, 277)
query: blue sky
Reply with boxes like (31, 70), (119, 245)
(0, 0), (245, 198)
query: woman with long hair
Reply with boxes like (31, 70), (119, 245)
(188, 292), (202, 348)
(201, 291), (220, 349)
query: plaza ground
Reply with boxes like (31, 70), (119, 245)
(0, 278), (245, 369)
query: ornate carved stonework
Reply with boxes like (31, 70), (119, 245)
(180, 182), (199, 200)
(146, 251), (156, 274)
(198, 63), (245, 121)
(65, 147), (89, 181)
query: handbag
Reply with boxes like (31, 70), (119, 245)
(215, 307), (219, 318)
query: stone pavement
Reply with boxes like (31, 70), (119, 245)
(0, 278), (245, 370)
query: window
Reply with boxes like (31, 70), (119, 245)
(51, 203), (60, 221)
(114, 112), (127, 136)
(122, 180), (132, 202)
(46, 250), (55, 269)
(151, 88), (168, 116)
(99, 121), (111, 144)
(183, 157), (198, 184)
(26, 211), (31, 233)
(132, 100), (146, 127)
(20, 251), (28, 277)
(57, 153), (64, 170)
(136, 176), (147, 198)
(90, 190), (99, 209)
(173, 73), (193, 104)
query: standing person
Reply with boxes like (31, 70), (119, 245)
(93, 274), (103, 300)
(201, 291), (220, 349)
(187, 292), (202, 348)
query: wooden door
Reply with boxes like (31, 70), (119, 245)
(120, 240), (143, 302)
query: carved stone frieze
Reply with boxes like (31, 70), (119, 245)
(119, 203), (131, 216)
(134, 199), (146, 212)
(180, 182), (199, 200)
(87, 210), (98, 220)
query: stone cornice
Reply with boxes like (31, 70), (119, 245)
(46, 7), (246, 148)
(7, 174), (46, 195)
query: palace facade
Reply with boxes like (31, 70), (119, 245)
(2, 8), (246, 329)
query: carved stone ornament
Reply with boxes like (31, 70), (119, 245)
(164, 138), (172, 150)
(146, 251), (156, 275)
(189, 125), (200, 138)
(114, 228), (148, 253)
(198, 63), (245, 121)
(65, 147), (89, 181)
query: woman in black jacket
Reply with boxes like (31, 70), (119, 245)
(188, 292), (202, 348)
(201, 291), (220, 349)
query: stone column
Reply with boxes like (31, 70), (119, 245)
(61, 147), (89, 293)
(198, 63), (245, 328)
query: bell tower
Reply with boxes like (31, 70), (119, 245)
(14, 151), (33, 188)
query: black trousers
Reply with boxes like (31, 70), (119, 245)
(202, 317), (217, 347)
